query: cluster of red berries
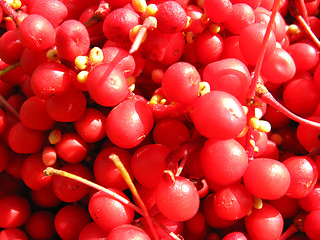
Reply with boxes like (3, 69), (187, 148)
(0, 0), (320, 239)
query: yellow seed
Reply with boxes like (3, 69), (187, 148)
(242, 106), (249, 115)
(287, 24), (301, 35)
(254, 146), (259, 152)
(254, 108), (263, 119)
(249, 139), (255, 147)
(49, 129), (62, 145)
(150, 94), (162, 104)
(129, 25), (145, 42)
(237, 125), (248, 138)
(200, 13), (209, 23)
(132, 0), (147, 12)
(185, 31), (196, 43)
(257, 120), (271, 133)
(146, 4), (158, 17)
(184, 16), (192, 29)
(249, 117), (260, 129)
(198, 81), (210, 96)
(160, 98), (167, 105)
(75, 56), (90, 70)
(77, 71), (89, 83)
(5, 0), (21, 9)
(129, 84), (135, 92)
(209, 23), (221, 34)
(47, 48), (61, 61)
(252, 196), (263, 209)
(89, 47), (104, 65)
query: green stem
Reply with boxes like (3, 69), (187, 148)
(0, 62), (20, 77)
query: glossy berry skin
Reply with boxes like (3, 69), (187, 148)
(19, 96), (56, 130)
(105, 98), (154, 148)
(102, 8), (140, 43)
(94, 146), (133, 191)
(0, 228), (28, 240)
(0, 194), (31, 228)
(203, 0), (233, 23)
(88, 190), (135, 233)
(156, 176), (200, 221)
(0, 30), (25, 65)
(24, 211), (56, 240)
(155, 1), (188, 34)
(54, 204), (91, 240)
(45, 87), (87, 122)
(200, 139), (248, 186)
(152, 118), (191, 150)
(304, 210), (320, 240)
(239, 23), (276, 66)
(213, 183), (253, 220)
(202, 58), (251, 100)
(53, 163), (92, 203)
(55, 20), (90, 61)
(79, 222), (109, 240)
(31, 62), (72, 100)
(245, 204), (284, 240)
(131, 144), (171, 188)
(203, 193), (236, 228)
(283, 156), (318, 199)
(243, 158), (291, 200)
(21, 153), (53, 190)
(190, 90), (246, 140)
(74, 108), (106, 143)
(298, 182), (320, 212)
(8, 122), (46, 154)
(162, 62), (201, 105)
(27, 0), (68, 28)
(18, 14), (55, 50)
(106, 224), (151, 240)
(55, 132), (88, 164)
(86, 63), (128, 107)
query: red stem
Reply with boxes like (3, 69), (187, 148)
(246, 127), (255, 161)
(296, 15), (320, 49)
(83, 0), (110, 28)
(298, 0), (309, 25)
(246, 0), (282, 101)
(279, 224), (298, 240)
(0, 0), (19, 21)
(260, 91), (320, 129)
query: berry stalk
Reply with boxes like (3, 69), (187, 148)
(43, 167), (144, 215)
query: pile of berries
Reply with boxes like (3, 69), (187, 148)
(0, 0), (320, 239)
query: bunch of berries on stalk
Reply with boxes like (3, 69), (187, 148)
(1, 0), (320, 239)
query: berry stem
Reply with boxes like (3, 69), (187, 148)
(43, 166), (144, 215)
(246, 0), (282, 101)
(246, 127), (255, 161)
(308, 145), (320, 159)
(259, 86), (320, 129)
(83, 0), (110, 28)
(109, 154), (160, 240)
(279, 224), (298, 240)
(0, 62), (20, 77)
(130, 17), (157, 54)
(0, 0), (19, 21)
(297, 0), (309, 25)
(296, 15), (320, 49)
(176, 155), (188, 176)
(0, 94), (20, 120)
(130, 26), (147, 54)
